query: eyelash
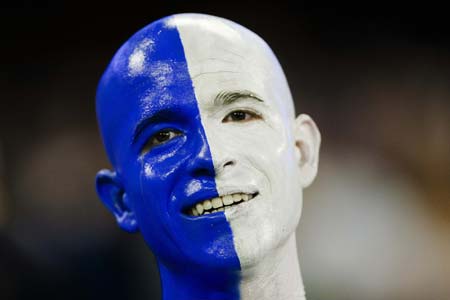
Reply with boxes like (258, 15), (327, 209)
(141, 129), (182, 154)
(222, 109), (262, 123)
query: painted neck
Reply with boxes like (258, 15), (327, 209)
(239, 234), (305, 300)
(157, 234), (305, 300)
(158, 260), (240, 300)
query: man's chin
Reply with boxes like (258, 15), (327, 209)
(228, 222), (297, 270)
(165, 230), (241, 271)
(181, 250), (241, 272)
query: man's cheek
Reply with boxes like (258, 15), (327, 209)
(140, 158), (177, 179)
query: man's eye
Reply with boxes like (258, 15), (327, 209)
(222, 110), (261, 123)
(142, 129), (181, 153)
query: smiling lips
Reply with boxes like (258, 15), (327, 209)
(187, 193), (258, 217)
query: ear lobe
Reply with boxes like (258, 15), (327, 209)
(95, 169), (139, 233)
(294, 114), (321, 188)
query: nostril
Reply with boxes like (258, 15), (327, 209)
(192, 168), (212, 178)
(215, 159), (236, 176)
(223, 160), (235, 168)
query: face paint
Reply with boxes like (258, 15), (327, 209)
(96, 14), (310, 300)
(96, 17), (240, 299)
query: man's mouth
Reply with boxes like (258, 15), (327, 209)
(185, 192), (258, 217)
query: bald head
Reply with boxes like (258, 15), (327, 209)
(95, 15), (320, 293)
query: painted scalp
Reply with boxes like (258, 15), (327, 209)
(96, 13), (295, 165)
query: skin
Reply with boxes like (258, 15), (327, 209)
(96, 14), (320, 300)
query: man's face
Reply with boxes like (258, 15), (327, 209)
(97, 15), (304, 271)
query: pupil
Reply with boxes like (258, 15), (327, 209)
(156, 131), (170, 142)
(232, 111), (245, 120)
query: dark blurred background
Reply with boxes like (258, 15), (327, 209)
(1, 1), (449, 299)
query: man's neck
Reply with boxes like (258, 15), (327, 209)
(157, 234), (305, 300)
(158, 258), (241, 300)
(239, 234), (305, 300)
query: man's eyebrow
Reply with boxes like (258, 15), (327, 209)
(213, 90), (264, 106)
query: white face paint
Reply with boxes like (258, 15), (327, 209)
(171, 14), (305, 269)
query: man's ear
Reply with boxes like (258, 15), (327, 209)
(294, 114), (321, 188)
(95, 169), (139, 233)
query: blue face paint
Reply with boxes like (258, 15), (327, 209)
(96, 17), (241, 299)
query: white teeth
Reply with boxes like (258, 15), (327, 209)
(212, 197), (223, 208)
(223, 195), (233, 205)
(191, 207), (198, 216)
(189, 193), (257, 216)
(203, 200), (212, 210)
(233, 194), (242, 203)
(195, 203), (204, 215)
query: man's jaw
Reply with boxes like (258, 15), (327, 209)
(185, 192), (258, 217)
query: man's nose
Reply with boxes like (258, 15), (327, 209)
(186, 130), (215, 178)
(186, 129), (236, 178)
(214, 157), (236, 178)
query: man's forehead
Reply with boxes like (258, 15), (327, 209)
(98, 14), (293, 108)
(116, 14), (291, 110)
(170, 14), (282, 106)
